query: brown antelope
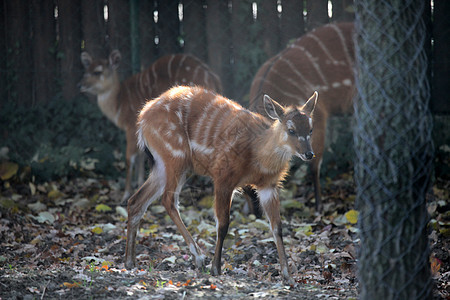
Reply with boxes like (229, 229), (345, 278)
(79, 50), (222, 202)
(125, 86), (318, 283)
(249, 22), (355, 212)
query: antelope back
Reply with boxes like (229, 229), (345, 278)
(118, 54), (223, 114)
(80, 51), (223, 129)
(137, 86), (316, 188)
(148, 54), (223, 95)
(137, 86), (260, 178)
(249, 22), (354, 116)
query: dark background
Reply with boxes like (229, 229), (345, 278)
(0, 0), (448, 182)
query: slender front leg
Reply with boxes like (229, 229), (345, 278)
(258, 187), (293, 284)
(211, 186), (233, 276)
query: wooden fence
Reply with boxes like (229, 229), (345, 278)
(0, 0), (448, 113)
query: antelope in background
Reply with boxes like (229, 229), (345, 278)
(249, 22), (355, 212)
(79, 50), (222, 202)
(125, 86), (318, 283)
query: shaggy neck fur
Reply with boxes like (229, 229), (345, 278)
(254, 120), (293, 174)
(96, 73), (121, 127)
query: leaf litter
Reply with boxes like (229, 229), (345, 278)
(0, 169), (448, 299)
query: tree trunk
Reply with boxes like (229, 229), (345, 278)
(353, 1), (433, 299)
(58, 0), (82, 101)
(32, 0), (57, 105)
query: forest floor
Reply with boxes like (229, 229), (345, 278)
(0, 167), (448, 299)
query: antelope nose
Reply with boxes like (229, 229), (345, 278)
(305, 151), (314, 160)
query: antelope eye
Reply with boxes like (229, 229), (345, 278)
(93, 71), (102, 76)
(309, 129), (313, 135)
(288, 129), (296, 136)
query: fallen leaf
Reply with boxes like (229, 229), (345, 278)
(294, 224), (313, 237)
(63, 282), (81, 288)
(29, 211), (55, 224)
(0, 161), (18, 180)
(223, 261), (233, 271)
(80, 158), (98, 170)
(29, 182), (36, 195)
(249, 219), (270, 231)
(182, 279), (192, 286)
(26, 287), (40, 293)
(430, 256), (441, 276)
(198, 195), (214, 208)
(115, 206), (128, 218)
(81, 256), (104, 264)
(92, 226), (103, 234)
(95, 204), (112, 212)
(48, 189), (65, 200)
(27, 201), (47, 212)
(332, 214), (348, 226)
(197, 220), (215, 234)
(162, 256), (177, 264)
(281, 199), (304, 209)
(345, 209), (359, 224)
(150, 205), (165, 214)
(100, 265), (109, 271)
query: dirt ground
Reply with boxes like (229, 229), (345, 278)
(0, 172), (448, 299)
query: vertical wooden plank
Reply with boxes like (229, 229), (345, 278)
(259, 0), (279, 56)
(32, 0), (57, 105)
(130, 0), (140, 74)
(0, 0), (5, 108)
(206, 0), (229, 95)
(108, 0), (132, 79)
(280, 0), (304, 47)
(81, 0), (107, 58)
(331, 0), (354, 22)
(157, 0), (180, 55)
(4, 0), (33, 105)
(432, 0), (450, 113)
(183, 0), (207, 61)
(58, 0), (82, 101)
(139, 0), (156, 69)
(231, 0), (253, 100)
(306, 0), (329, 31)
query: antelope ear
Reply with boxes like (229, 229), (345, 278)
(302, 91), (318, 115)
(109, 50), (122, 69)
(263, 95), (285, 121)
(81, 52), (92, 69)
